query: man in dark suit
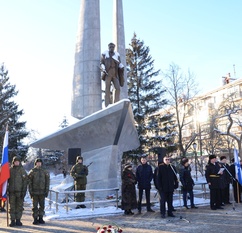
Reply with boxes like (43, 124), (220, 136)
(156, 156), (178, 218)
(136, 155), (154, 214)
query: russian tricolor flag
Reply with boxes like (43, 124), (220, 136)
(234, 148), (242, 185)
(0, 130), (10, 201)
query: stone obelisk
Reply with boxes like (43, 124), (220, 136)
(71, 0), (102, 119)
(113, 0), (128, 100)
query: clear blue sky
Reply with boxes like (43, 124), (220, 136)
(0, 0), (242, 139)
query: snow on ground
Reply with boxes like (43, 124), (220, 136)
(24, 173), (210, 220)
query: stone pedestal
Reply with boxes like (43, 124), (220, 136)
(31, 100), (139, 192)
(84, 145), (121, 191)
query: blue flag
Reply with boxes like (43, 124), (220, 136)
(234, 148), (242, 185)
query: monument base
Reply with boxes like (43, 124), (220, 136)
(84, 145), (121, 196)
(31, 99), (139, 192)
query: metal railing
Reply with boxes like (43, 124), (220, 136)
(47, 187), (119, 213)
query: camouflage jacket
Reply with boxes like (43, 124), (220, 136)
(8, 165), (28, 194)
(70, 163), (88, 185)
(28, 166), (50, 195)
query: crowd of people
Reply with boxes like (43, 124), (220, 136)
(121, 154), (196, 218)
(205, 154), (242, 210)
(2, 152), (242, 226)
(121, 153), (242, 218)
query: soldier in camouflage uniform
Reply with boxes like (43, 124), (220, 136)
(70, 156), (88, 209)
(8, 156), (28, 227)
(28, 158), (50, 225)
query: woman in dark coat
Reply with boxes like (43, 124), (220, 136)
(121, 163), (137, 215)
(179, 158), (197, 209)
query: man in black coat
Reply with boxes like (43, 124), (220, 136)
(205, 155), (224, 210)
(136, 155), (154, 214)
(219, 156), (231, 205)
(156, 156), (178, 218)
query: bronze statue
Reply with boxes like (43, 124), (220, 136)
(100, 43), (124, 107)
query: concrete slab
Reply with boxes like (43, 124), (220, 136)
(30, 99), (139, 153)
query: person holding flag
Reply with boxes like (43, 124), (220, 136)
(229, 149), (242, 203)
(8, 156), (28, 227)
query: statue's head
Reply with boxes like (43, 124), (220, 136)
(108, 42), (115, 52)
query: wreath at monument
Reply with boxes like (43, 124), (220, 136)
(96, 224), (123, 233)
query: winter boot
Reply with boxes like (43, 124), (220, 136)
(9, 220), (16, 227)
(128, 209), (134, 215)
(124, 210), (129, 215)
(33, 217), (39, 225)
(16, 219), (23, 226)
(38, 217), (45, 224)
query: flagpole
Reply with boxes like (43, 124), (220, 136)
(236, 182), (240, 203)
(6, 125), (9, 227)
(6, 197), (9, 227)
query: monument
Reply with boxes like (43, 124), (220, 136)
(71, 0), (102, 119)
(31, 0), (139, 193)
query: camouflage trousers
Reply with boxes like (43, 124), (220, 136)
(32, 194), (45, 218)
(74, 184), (86, 202)
(9, 193), (24, 221)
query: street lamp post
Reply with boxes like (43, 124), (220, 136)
(192, 142), (198, 181)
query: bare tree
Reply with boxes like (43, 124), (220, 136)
(162, 63), (199, 156)
(214, 93), (242, 158)
(201, 111), (225, 156)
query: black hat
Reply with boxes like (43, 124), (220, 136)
(209, 155), (216, 161)
(220, 156), (226, 161)
(181, 157), (189, 165)
(35, 158), (43, 165)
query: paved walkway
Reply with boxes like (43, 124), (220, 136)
(1, 202), (242, 233)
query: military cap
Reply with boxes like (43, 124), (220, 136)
(76, 156), (83, 162)
(209, 155), (216, 161)
(35, 158), (43, 165)
(12, 156), (21, 163)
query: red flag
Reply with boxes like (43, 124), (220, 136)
(0, 130), (10, 201)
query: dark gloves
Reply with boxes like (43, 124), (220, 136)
(45, 191), (49, 198)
